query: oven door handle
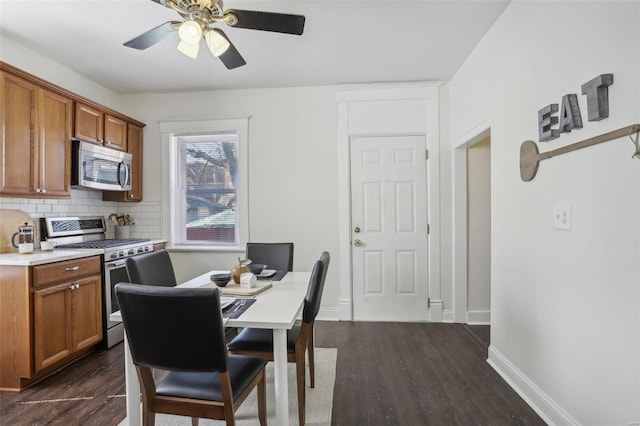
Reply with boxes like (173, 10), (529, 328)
(106, 260), (127, 268)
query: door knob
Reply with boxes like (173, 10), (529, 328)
(354, 226), (361, 233)
(353, 239), (362, 247)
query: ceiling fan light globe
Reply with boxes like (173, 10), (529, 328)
(178, 20), (202, 45)
(177, 40), (200, 59)
(205, 30), (230, 57)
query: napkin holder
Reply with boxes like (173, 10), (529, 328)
(240, 272), (257, 288)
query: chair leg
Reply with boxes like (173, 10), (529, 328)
(191, 418), (199, 426)
(142, 408), (155, 426)
(296, 349), (306, 426)
(257, 370), (267, 426)
(308, 328), (315, 388)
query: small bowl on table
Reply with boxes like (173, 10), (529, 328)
(211, 273), (232, 287)
(247, 263), (266, 275)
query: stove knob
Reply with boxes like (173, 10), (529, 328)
(144, 246), (150, 252)
(127, 249), (134, 256)
(119, 251), (125, 258)
(137, 247), (144, 253)
(110, 253), (118, 260)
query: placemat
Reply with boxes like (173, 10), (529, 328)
(223, 298), (256, 319)
(257, 271), (288, 281)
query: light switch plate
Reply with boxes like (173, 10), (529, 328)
(553, 203), (572, 230)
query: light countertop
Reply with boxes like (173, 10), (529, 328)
(0, 249), (104, 266)
(0, 239), (167, 267)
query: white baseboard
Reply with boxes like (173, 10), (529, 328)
(442, 309), (455, 323)
(487, 345), (579, 425)
(428, 299), (443, 322)
(316, 308), (341, 321)
(467, 310), (490, 325)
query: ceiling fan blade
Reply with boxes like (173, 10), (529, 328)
(215, 29), (246, 69)
(225, 9), (305, 35)
(123, 21), (178, 50)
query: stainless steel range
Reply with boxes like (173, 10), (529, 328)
(40, 216), (154, 348)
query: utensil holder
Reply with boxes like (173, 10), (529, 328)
(115, 226), (130, 239)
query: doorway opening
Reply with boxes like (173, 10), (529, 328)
(453, 125), (491, 336)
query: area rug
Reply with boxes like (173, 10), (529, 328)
(118, 347), (337, 426)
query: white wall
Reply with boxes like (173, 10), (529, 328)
(449, 2), (639, 424)
(120, 87), (342, 317)
(0, 36), (125, 114)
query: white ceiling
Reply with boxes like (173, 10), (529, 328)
(0, 0), (509, 95)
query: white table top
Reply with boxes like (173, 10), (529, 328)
(110, 270), (310, 330)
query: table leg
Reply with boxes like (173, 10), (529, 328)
(124, 331), (141, 426)
(273, 328), (289, 426)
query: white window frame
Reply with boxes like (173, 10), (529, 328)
(160, 118), (249, 251)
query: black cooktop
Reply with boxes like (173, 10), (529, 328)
(56, 239), (150, 249)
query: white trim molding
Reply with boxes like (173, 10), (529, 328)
(336, 82), (443, 322)
(488, 345), (580, 425)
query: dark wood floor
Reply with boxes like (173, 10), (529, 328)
(0, 322), (544, 425)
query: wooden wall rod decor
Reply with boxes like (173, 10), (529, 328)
(519, 123), (640, 181)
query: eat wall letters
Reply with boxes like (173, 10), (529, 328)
(538, 74), (613, 142)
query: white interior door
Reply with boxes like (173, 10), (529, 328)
(351, 135), (429, 321)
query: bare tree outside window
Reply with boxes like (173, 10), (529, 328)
(177, 134), (239, 244)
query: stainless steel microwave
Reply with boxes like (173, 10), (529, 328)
(71, 139), (132, 191)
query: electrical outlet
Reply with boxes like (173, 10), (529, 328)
(553, 203), (572, 230)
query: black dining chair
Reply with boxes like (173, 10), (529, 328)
(246, 242), (294, 272)
(115, 283), (268, 426)
(126, 250), (177, 287)
(228, 251), (329, 426)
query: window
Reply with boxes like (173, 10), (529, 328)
(162, 118), (248, 250)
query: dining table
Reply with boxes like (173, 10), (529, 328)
(110, 270), (311, 426)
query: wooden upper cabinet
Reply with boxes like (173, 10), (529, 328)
(103, 123), (143, 202)
(104, 114), (127, 151)
(75, 102), (127, 152)
(0, 71), (72, 197)
(39, 89), (73, 197)
(74, 102), (103, 144)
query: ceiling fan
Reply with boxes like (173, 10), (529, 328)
(124, 0), (306, 69)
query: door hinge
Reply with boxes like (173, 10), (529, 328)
(428, 298), (431, 308)
(427, 224), (430, 234)
(425, 149), (429, 160)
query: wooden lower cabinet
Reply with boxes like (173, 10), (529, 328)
(0, 256), (103, 391)
(33, 275), (102, 373)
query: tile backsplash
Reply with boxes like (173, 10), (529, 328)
(0, 189), (162, 240)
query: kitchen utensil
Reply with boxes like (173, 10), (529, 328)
(0, 209), (35, 253)
(11, 223), (34, 245)
(109, 213), (119, 225)
(520, 123), (640, 181)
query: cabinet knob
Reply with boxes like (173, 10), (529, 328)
(35, 188), (41, 193)
(41, 189), (47, 193)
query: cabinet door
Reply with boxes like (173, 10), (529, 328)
(75, 102), (103, 144)
(71, 275), (103, 352)
(104, 113), (127, 151)
(33, 282), (73, 373)
(0, 71), (38, 195)
(126, 123), (143, 200)
(103, 122), (143, 202)
(39, 88), (72, 197)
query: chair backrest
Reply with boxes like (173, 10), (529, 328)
(126, 250), (177, 287)
(115, 283), (228, 372)
(246, 242), (294, 272)
(302, 258), (326, 323)
(318, 251), (330, 288)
